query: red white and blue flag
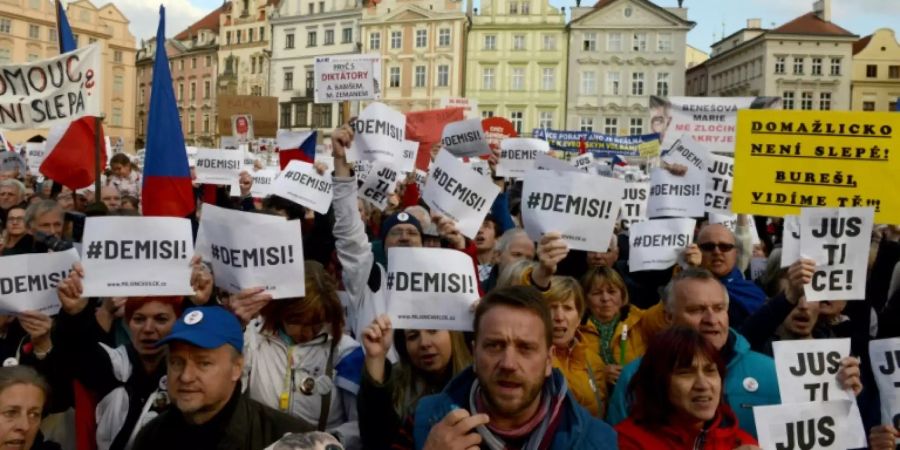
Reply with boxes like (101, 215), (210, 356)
(276, 130), (317, 169)
(611, 154), (628, 167)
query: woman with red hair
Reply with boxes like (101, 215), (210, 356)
(615, 326), (759, 450)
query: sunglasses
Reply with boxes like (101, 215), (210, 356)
(698, 242), (736, 252)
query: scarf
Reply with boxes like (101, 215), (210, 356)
(468, 377), (567, 450)
(590, 314), (620, 365)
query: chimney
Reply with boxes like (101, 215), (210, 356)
(813, 0), (830, 22)
(747, 18), (761, 29)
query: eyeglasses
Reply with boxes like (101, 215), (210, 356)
(6, 217), (24, 224)
(698, 242), (736, 253)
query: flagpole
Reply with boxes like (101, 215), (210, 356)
(94, 116), (103, 204)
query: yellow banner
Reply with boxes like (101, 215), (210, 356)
(733, 110), (899, 224)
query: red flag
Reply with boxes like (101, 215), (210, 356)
(579, 136), (587, 155)
(405, 107), (465, 171)
(40, 117), (106, 190)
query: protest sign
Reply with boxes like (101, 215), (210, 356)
(0, 249), (78, 315)
(314, 54), (382, 103)
(466, 158), (491, 179)
(201, 211), (305, 299)
(750, 256), (767, 281)
(359, 160), (400, 211)
(571, 153), (594, 173)
(0, 45), (103, 130)
(442, 119), (491, 158)
(799, 207), (874, 301)
(627, 218), (695, 271)
(232, 114), (254, 144)
(781, 215), (801, 268)
(81, 217), (194, 297)
(195, 203), (286, 262)
(482, 117), (517, 151)
(496, 138), (550, 178)
(705, 154), (734, 215)
(347, 102), (406, 163)
(647, 167), (705, 218)
(193, 148), (243, 185)
(619, 182), (649, 229)
(753, 400), (855, 450)
(386, 247), (479, 331)
(732, 110), (900, 224)
(270, 160), (333, 214)
(532, 128), (661, 158)
(396, 139), (418, 173)
(869, 338), (900, 430)
(228, 168), (277, 198)
(773, 338), (853, 403)
(0, 151), (25, 178)
(406, 107), (466, 171)
(25, 143), (46, 174)
(651, 96), (763, 154)
(534, 152), (578, 173)
(422, 150), (500, 239)
(353, 160), (373, 183)
(521, 169), (625, 252)
(439, 97), (479, 119)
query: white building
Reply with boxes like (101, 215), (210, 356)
(566, 0), (693, 135)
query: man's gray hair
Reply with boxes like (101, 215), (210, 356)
(662, 267), (730, 313)
(0, 179), (26, 198)
(25, 199), (62, 227)
(265, 431), (343, 450)
(495, 228), (531, 254)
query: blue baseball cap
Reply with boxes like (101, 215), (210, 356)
(156, 306), (244, 354)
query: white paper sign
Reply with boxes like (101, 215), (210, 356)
(270, 160), (334, 214)
(194, 148), (243, 185)
(521, 169), (625, 252)
(422, 150), (500, 239)
(314, 54), (382, 103)
(229, 168), (277, 198)
(24, 143), (46, 174)
(869, 338), (900, 431)
(656, 96), (757, 154)
(353, 160), (373, 183)
(781, 215), (800, 268)
(81, 217), (194, 297)
(619, 182), (649, 229)
(750, 256), (767, 281)
(571, 153), (594, 173)
(0, 151), (25, 178)
(0, 249), (78, 315)
(347, 102), (406, 163)
(647, 167), (706, 218)
(705, 154), (734, 215)
(628, 218), (696, 271)
(439, 97), (479, 119)
(773, 338), (853, 404)
(201, 211), (305, 299)
(441, 119), (490, 158)
(799, 207), (874, 301)
(467, 159), (491, 179)
(386, 247), (479, 331)
(753, 400), (854, 450)
(195, 203), (286, 262)
(359, 160), (400, 211)
(535, 153), (579, 172)
(496, 138), (550, 178)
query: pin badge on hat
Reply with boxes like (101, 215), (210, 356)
(184, 310), (204, 325)
(397, 212), (409, 221)
(742, 377), (758, 392)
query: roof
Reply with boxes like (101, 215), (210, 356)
(581, 0), (693, 27)
(174, 5), (224, 41)
(853, 34), (873, 55)
(770, 12), (855, 37)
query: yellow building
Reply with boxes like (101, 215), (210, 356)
(360, 0), (467, 112)
(217, 0), (275, 97)
(851, 28), (900, 112)
(465, 0), (567, 135)
(0, 0), (136, 150)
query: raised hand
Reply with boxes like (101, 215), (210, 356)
(361, 314), (394, 383)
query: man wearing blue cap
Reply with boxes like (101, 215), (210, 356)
(132, 306), (312, 450)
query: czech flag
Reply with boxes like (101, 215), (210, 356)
(0, 130), (13, 152)
(276, 130), (317, 169)
(141, 6), (194, 217)
(611, 154), (628, 167)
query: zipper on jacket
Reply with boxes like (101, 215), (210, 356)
(693, 428), (708, 450)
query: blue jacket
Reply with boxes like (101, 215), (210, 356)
(412, 367), (617, 449)
(606, 329), (779, 438)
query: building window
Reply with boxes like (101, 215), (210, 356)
(542, 67), (554, 91)
(311, 104), (331, 129)
(632, 33), (647, 52)
(801, 92), (813, 110)
(830, 58), (841, 75)
(390, 31), (401, 49)
(206, 55), (212, 67)
(324, 29), (334, 45)
(656, 72), (670, 96)
(513, 34), (526, 51)
(281, 103), (292, 128)
(510, 111), (523, 134)
(179, 60), (184, 71)
(415, 29), (427, 48)
(285, 33), (295, 49)
(866, 64), (878, 78)
(819, 92), (831, 110)
(583, 32), (597, 52)
(248, 28), (254, 42)
(188, 113), (195, 134)
(307, 31), (317, 47)
(236, 30), (242, 44)
(607, 71), (621, 95)
(342, 28), (352, 44)
(631, 72), (644, 96)
(0, 48), (9, 63)
(250, 57), (256, 74)
(889, 101), (897, 111)
(889, 65), (900, 79)
(112, 75), (124, 95)
(811, 57), (822, 75)
(783, 91), (795, 109)
(604, 118), (618, 135)
(226, 31), (232, 45)
(369, 32), (380, 50)
(542, 35), (556, 51)
(204, 80), (211, 99)
(511, 68), (525, 90)
(775, 56), (785, 74)
(28, 24), (39, 39)
(509, 1), (518, 14)
(521, 1), (530, 13)
(481, 110), (495, 118)
(484, 35), (496, 50)
(389, 67), (400, 87)
(482, 67), (495, 90)
(189, 82), (196, 100)
(414, 66), (426, 87)
(607, 32), (622, 51)
(203, 114), (210, 133)
(657, 33), (672, 52)
(294, 101), (307, 126)
(178, 83), (184, 101)
(580, 71), (596, 95)
(112, 108), (122, 127)
(629, 118), (643, 135)
(284, 71), (293, 90)
(580, 117), (594, 132)
(49, 27), (57, 42)
(260, 27), (265, 41)
(437, 65), (449, 87)
(793, 57), (803, 75)
(538, 111), (552, 129)
(190, 57), (196, 69)
(306, 70), (314, 95)
(140, 87), (145, 105)
(862, 101), (876, 111)
(438, 28), (450, 47)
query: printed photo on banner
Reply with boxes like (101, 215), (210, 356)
(799, 207), (874, 301)
(386, 247), (479, 331)
(647, 166), (706, 218)
(442, 119), (491, 158)
(358, 160), (400, 211)
(314, 54), (382, 103)
(229, 168), (277, 198)
(0, 249), (79, 315)
(496, 138), (550, 178)
(532, 128), (661, 158)
(705, 154), (734, 215)
(347, 102), (406, 163)
(231, 114), (254, 144)
(422, 150), (500, 240)
(868, 338), (900, 430)
(521, 169), (625, 252)
(270, 159), (334, 214)
(619, 182), (649, 229)
(0, 44), (103, 130)
(80, 217), (195, 297)
(753, 400), (855, 450)
(193, 148), (243, 185)
(732, 110), (899, 223)
(627, 218), (695, 271)
(534, 152), (578, 173)
(650, 96), (776, 153)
